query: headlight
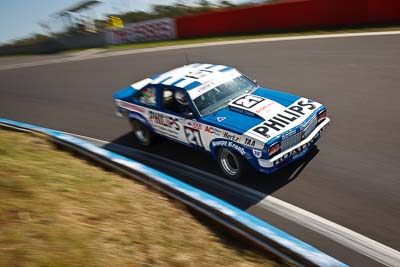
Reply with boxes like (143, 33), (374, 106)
(268, 142), (281, 157)
(317, 109), (327, 123)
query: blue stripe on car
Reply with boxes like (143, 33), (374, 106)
(185, 81), (202, 90)
(157, 76), (173, 84)
(189, 63), (201, 68)
(113, 86), (135, 100)
(171, 78), (186, 86)
(150, 73), (161, 80)
(219, 66), (233, 72)
(202, 107), (264, 134)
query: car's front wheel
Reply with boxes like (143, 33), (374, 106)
(130, 119), (154, 146)
(217, 148), (248, 180)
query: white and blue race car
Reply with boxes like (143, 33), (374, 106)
(113, 63), (329, 179)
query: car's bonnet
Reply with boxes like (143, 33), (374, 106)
(201, 87), (300, 137)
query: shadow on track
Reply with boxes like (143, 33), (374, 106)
(103, 131), (319, 209)
(239, 147), (319, 196)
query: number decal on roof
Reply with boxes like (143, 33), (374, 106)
(185, 70), (212, 80)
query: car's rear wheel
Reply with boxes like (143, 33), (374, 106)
(130, 119), (154, 146)
(217, 148), (247, 180)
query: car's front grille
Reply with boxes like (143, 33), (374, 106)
(280, 116), (317, 152)
(304, 116), (318, 138)
(281, 132), (302, 151)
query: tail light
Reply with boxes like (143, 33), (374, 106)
(317, 109), (327, 123)
(268, 142), (280, 157)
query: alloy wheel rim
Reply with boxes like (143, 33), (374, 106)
(135, 123), (148, 142)
(221, 150), (239, 176)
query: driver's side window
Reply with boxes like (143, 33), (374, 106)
(162, 87), (193, 116)
(162, 88), (178, 112)
(133, 86), (157, 106)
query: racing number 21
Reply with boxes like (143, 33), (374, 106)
(184, 127), (204, 148)
(233, 95), (264, 108)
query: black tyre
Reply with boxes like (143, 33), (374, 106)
(217, 148), (248, 180)
(130, 119), (154, 146)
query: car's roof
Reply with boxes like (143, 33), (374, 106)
(130, 63), (238, 93)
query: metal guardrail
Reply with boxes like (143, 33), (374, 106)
(0, 118), (348, 267)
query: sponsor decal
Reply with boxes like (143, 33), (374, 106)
(252, 100), (316, 137)
(227, 141), (245, 156)
(244, 138), (256, 147)
(229, 96), (278, 117)
(222, 131), (241, 142)
(252, 149), (262, 158)
(187, 121), (202, 130)
(229, 106), (255, 117)
(149, 111), (180, 131)
(217, 117), (226, 122)
(212, 140), (228, 147)
(189, 70), (242, 99)
(211, 139), (245, 156)
(118, 100), (145, 113)
(154, 126), (180, 139)
(195, 80), (217, 94)
(255, 102), (276, 114)
(205, 126), (213, 133)
(204, 126), (221, 135)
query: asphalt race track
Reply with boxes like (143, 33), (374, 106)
(1, 33), (399, 266)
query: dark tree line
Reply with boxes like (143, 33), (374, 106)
(116, 0), (239, 24)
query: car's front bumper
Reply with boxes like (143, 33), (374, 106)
(257, 118), (330, 173)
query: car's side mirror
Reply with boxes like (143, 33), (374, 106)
(184, 111), (195, 119)
(253, 80), (258, 86)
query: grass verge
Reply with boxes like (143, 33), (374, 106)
(0, 128), (285, 267)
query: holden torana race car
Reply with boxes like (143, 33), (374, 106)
(113, 63), (329, 179)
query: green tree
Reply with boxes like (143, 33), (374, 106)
(198, 0), (211, 7)
(219, 0), (236, 7)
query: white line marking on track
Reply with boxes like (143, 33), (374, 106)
(253, 197), (400, 267)
(66, 48), (106, 57)
(1, 30), (400, 71)
(63, 130), (400, 267)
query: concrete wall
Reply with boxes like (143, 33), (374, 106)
(0, 32), (106, 56)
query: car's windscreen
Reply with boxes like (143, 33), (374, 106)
(193, 75), (257, 116)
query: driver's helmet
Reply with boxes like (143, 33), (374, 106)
(175, 90), (189, 106)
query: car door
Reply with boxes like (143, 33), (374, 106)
(158, 86), (206, 149)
